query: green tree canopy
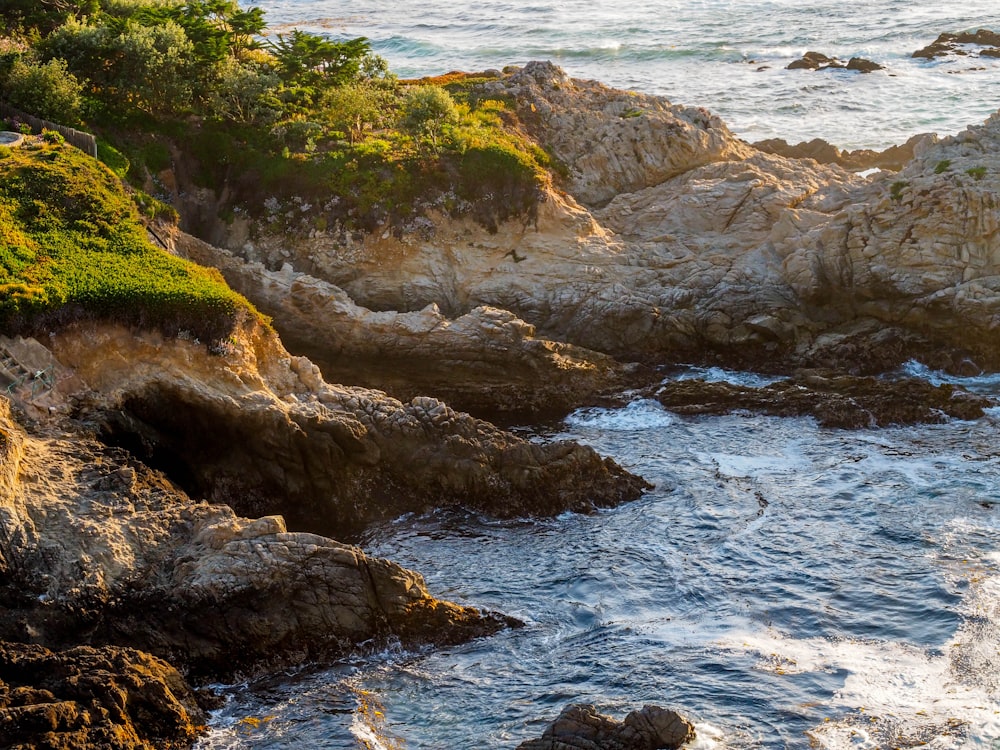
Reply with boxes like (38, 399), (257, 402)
(265, 31), (370, 87)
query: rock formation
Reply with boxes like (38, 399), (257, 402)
(0, 393), (512, 679)
(173, 230), (639, 420)
(753, 134), (927, 172)
(0, 642), (206, 750)
(44, 322), (645, 538)
(912, 29), (1000, 59)
(652, 371), (992, 428)
(516, 704), (695, 750)
(208, 62), (1000, 377)
(786, 52), (884, 72)
(0, 312), (647, 744)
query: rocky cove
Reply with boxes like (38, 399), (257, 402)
(2, 60), (1000, 748)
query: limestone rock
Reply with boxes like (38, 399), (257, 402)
(0, 642), (205, 750)
(516, 704), (695, 750)
(753, 134), (927, 172)
(200, 64), (1000, 379)
(173, 230), (634, 419)
(480, 60), (754, 206)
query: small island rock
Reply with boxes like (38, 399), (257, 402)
(516, 704), (695, 750)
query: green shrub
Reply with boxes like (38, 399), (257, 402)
(934, 159), (951, 174)
(3, 57), (84, 125)
(890, 180), (907, 201)
(966, 165), (987, 180)
(97, 139), (130, 178)
(401, 86), (459, 148)
(0, 142), (259, 342)
(41, 129), (64, 144)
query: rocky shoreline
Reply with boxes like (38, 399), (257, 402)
(4, 58), (1000, 748)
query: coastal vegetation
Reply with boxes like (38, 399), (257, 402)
(0, 138), (257, 343)
(0, 0), (551, 235)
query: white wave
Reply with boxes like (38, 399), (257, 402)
(899, 360), (1000, 395)
(716, 562), (1000, 750)
(665, 366), (787, 388)
(564, 399), (678, 431)
(695, 449), (810, 478)
(350, 712), (396, 750)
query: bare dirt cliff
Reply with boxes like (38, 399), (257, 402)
(207, 62), (1000, 379)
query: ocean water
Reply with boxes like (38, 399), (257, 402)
(195, 5), (1000, 748)
(198, 366), (1000, 749)
(254, 0), (1000, 148)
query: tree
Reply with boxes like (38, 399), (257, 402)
(265, 30), (370, 88)
(3, 57), (85, 125)
(43, 17), (197, 117)
(204, 57), (281, 124)
(401, 86), (459, 148)
(321, 82), (396, 143)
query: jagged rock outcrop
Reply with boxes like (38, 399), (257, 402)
(46, 321), (647, 538)
(0, 642), (205, 750)
(912, 29), (1000, 59)
(0, 396), (511, 679)
(483, 61), (753, 207)
(653, 371), (992, 428)
(753, 134), (928, 172)
(215, 63), (1000, 376)
(173, 230), (637, 419)
(516, 704), (695, 750)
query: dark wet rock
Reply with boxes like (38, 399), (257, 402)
(0, 642), (205, 750)
(913, 29), (1000, 59)
(516, 704), (695, 750)
(786, 52), (883, 73)
(0, 396), (517, 681)
(50, 324), (649, 542)
(787, 51), (839, 70)
(653, 371), (992, 429)
(753, 133), (928, 172)
(846, 57), (885, 73)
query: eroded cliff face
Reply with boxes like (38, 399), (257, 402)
(48, 322), (646, 538)
(174, 229), (638, 419)
(0, 310), (648, 694)
(201, 62), (1000, 376)
(0, 395), (508, 681)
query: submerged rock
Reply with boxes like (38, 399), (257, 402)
(516, 703), (695, 750)
(0, 642), (206, 750)
(653, 371), (992, 428)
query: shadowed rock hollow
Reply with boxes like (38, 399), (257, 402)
(53, 323), (647, 539)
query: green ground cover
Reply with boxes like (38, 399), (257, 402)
(0, 140), (258, 343)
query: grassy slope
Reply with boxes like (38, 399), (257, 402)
(0, 139), (260, 344)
